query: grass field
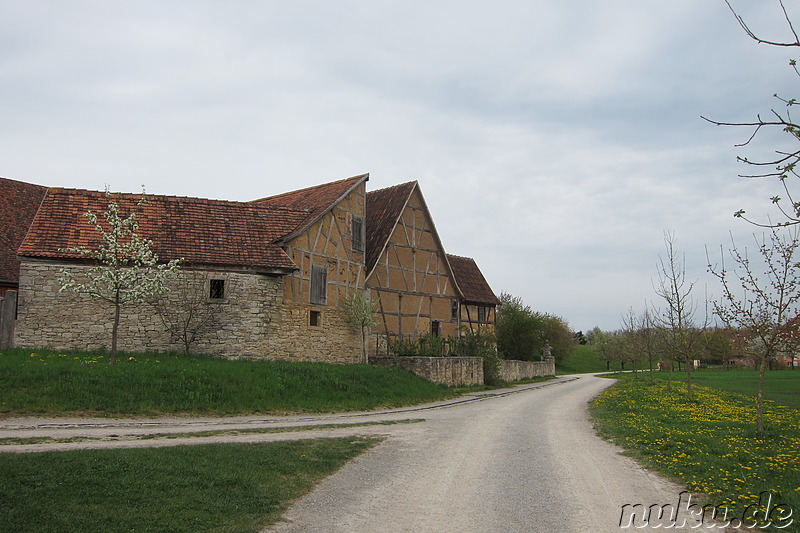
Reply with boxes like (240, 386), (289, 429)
(0, 438), (380, 533)
(0, 347), (461, 416)
(556, 344), (608, 374)
(591, 376), (800, 530)
(621, 368), (800, 409)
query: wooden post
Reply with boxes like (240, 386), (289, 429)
(0, 290), (17, 349)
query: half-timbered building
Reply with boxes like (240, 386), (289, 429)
(11, 175), (369, 362)
(4, 173), (498, 362)
(447, 254), (501, 334)
(365, 181), (498, 353)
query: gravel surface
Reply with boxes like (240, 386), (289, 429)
(265, 375), (708, 532)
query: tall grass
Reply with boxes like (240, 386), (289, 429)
(0, 348), (459, 415)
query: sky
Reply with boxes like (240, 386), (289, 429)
(2, 1), (800, 332)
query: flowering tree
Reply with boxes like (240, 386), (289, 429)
(707, 227), (800, 433)
(343, 290), (377, 364)
(59, 192), (183, 365)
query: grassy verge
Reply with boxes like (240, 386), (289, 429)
(683, 369), (799, 409)
(0, 348), (462, 416)
(591, 377), (799, 530)
(0, 438), (379, 533)
(556, 344), (608, 374)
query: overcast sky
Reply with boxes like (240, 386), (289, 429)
(3, 1), (800, 332)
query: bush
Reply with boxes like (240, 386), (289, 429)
(390, 334), (447, 356)
(451, 329), (503, 386)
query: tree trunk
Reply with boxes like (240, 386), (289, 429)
(111, 291), (120, 366)
(666, 360), (673, 391)
(361, 326), (368, 364)
(686, 356), (694, 402)
(757, 355), (767, 434)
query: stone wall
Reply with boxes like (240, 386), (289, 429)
(499, 358), (555, 381)
(371, 356), (484, 386)
(14, 260), (362, 362)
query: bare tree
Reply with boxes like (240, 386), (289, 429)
(652, 233), (708, 401)
(152, 271), (229, 354)
(637, 307), (664, 382)
(707, 227), (800, 433)
(620, 308), (646, 377)
(703, 0), (800, 227)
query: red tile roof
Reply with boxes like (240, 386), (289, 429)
(252, 174), (368, 240)
(0, 177), (48, 285)
(365, 181), (417, 273)
(18, 188), (309, 272)
(447, 254), (500, 305)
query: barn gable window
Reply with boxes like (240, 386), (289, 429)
(478, 306), (487, 323)
(352, 216), (365, 252)
(310, 264), (328, 305)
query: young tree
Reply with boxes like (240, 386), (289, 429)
(638, 307), (665, 381)
(152, 271), (229, 354)
(704, 0), (800, 227)
(707, 227), (800, 433)
(59, 192), (183, 365)
(344, 290), (378, 364)
(653, 233), (708, 401)
(620, 308), (645, 376)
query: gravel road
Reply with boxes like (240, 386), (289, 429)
(0, 375), (709, 531)
(266, 375), (705, 532)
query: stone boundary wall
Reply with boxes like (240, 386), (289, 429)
(371, 356), (483, 386)
(499, 357), (555, 381)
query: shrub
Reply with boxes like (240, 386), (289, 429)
(451, 329), (503, 386)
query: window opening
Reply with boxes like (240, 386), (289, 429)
(209, 279), (225, 299)
(352, 216), (365, 252)
(310, 310), (322, 327)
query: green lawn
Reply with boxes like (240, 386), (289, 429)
(642, 368), (800, 409)
(591, 376), (799, 531)
(0, 348), (461, 416)
(0, 438), (380, 533)
(556, 344), (609, 374)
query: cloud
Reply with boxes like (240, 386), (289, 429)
(2, 0), (799, 331)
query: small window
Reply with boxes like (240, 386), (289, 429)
(431, 320), (441, 337)
(209, 279), (225, 299)
(352, 216), (364, 252)
(451, 300), (459, 320)
(310, 264), (327, 305)
(478, 306), (487, 323)
(310, 310), (322, 327)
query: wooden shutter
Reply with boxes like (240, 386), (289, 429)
(310, 264), (327, 305)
